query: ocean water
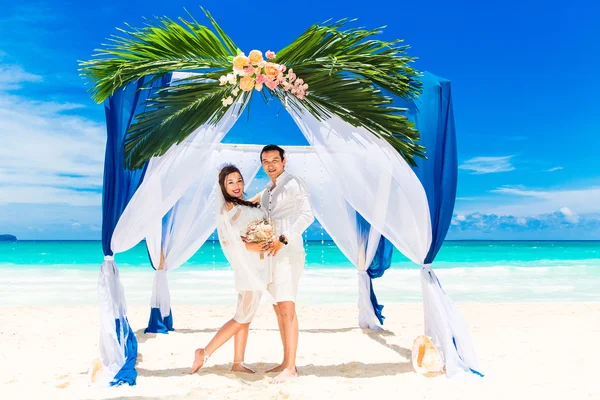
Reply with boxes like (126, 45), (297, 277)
(0, 240), (599, 306)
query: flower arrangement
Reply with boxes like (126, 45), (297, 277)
(219, 50), (308, 107)
(245, 218), (275, 243)
(245, 218), (276, 259)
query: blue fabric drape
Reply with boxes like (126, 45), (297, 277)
(367, 236), (394, 324)
(411, 73), (482, 377)
(364, 72), (457, 324)
(102, 74), (173, 256)
(410, 72), (458, 264)
(145, 308), (174, 334)
(101, 74), (173, 385)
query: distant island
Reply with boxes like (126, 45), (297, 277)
(0, 234), (17, 242)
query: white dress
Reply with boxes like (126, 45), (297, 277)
(218, 204), (269, 323)
(227, 205), (271, 289)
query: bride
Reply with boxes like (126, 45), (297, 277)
(190, 165), (270, 374)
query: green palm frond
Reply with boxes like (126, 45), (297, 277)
(124, 75), (249, 170)
(79, 9), (237, 103)
(79, 8), (248, 169)
(275, 20), (424, 164)
(80, 10), (425, 169)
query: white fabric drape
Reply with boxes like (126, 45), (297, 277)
(284, 149), (385, 329)
(287, 102), (432, 265)
(111, 96), (249, 254)
(150, 269), (171, 318)
(356, 225), (384, 330)
(287, 104), (432, 331)
(95, 256), (127, 386)
(421, 264), (481, 378)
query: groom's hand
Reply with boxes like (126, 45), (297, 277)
(267, 240), (284, 256)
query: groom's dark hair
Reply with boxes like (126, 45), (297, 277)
(260, 144), (285, 161)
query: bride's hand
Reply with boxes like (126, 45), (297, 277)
(245, 241), (270, 252)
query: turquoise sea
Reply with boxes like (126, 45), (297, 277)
(1, 240), (599, 306)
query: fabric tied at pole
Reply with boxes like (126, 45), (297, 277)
(410, 73), (482, 378)
(145, 269), (174, 334)
(97, 74), (172, 386)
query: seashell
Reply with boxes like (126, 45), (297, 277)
(411, 335), (445, 376)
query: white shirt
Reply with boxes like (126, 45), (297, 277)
(260, 171), (314, 251)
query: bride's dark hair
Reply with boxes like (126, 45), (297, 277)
(218, 165), (259, 208)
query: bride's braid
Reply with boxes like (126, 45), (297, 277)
(219, 165), (260, 208)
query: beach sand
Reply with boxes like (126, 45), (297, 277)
(1, 303), (598, 399)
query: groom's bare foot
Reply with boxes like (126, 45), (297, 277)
(270, 367), (297, 384)
(189, 348), (206, 374)
(231, 362), (255, 374)
(266, 363), (285, 373)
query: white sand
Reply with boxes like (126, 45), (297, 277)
(1, 303), (599, 399)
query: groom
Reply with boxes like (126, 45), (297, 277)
(259, 144), (314, 383)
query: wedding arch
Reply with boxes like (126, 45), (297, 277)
(81, 9), (482, 386)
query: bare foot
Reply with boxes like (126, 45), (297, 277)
(231, 362), (255, 374)
(267, 363), (285, 373)
(270, 367), (297, 384)
(189, 348), (206, 374)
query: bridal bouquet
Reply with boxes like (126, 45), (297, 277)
(245, 219), (275, 259)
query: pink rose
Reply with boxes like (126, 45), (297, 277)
(265, 79), (278, 90)
(256, 74), (267, 84)
(266, 50), (276, 60)
(244, 65), (255, 75)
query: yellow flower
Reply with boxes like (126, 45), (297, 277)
(239, 75), (255, 92)
(264, 63), (279, 78)
(233, 54), (249, 73)
(255, 82), (263, 91)
(248, 50), (263, 65)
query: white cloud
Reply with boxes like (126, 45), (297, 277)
(547, 166), (564, 172)
(459, 156), (515, 174)
(448, 208), (600, 240)
(558, 206), (580, 224)
(0, 64), (105, 207)
(455, 184), (600, 218)
(0, 64), (43, 90)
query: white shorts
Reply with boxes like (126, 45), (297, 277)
(267, 247), (305, 303)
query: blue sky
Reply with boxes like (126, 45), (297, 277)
(1, 0), (599, 240)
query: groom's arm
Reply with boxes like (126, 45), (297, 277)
(282, 180), (314, 244)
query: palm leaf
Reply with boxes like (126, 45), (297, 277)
(79, 10), (248, 169)
(275, 20), (424, 165)
(124, 75), (246, 169)
(79, 12), (235, 103)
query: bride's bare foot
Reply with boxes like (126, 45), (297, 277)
(270, 367), (297, 384)
(266, 363), (285, 373)
(231, 362), (255, 374)
(189, 348), (207, 374)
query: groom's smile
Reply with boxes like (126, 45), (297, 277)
(260, 149), (287, 181)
